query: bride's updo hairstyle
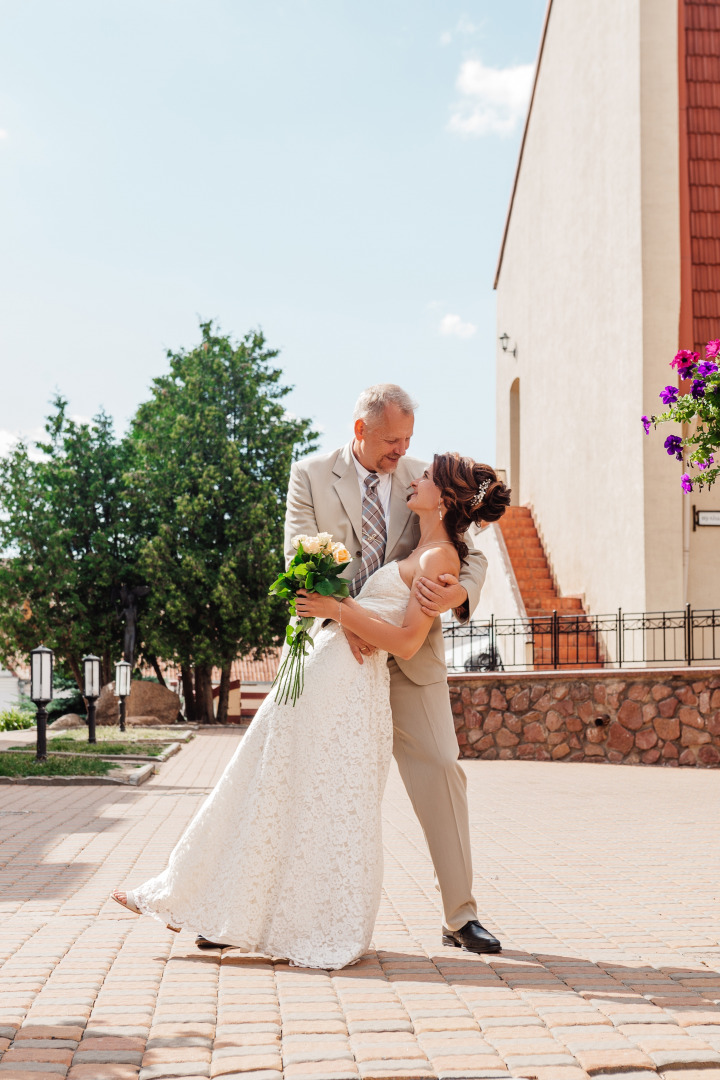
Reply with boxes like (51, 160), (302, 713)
(432, 452), (512, 562)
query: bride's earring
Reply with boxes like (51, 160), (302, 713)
(438, 502), (443, 521)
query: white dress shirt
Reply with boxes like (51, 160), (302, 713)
(351, 445), (392, 525)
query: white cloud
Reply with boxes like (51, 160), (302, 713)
(0, 427), (46, 460)
(439, 314), (476, 340)
(0, 130), (7, 141)
(440, 17), (483, 46)
(448, 58), (534, 137)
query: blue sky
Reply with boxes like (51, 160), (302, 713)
(0, 0), (545, 464)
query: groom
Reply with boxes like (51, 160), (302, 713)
(284, 383), (501, 954)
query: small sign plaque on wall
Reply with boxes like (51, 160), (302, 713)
(693, 506), (720, 530)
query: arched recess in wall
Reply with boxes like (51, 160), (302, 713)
(509, 378), (520, 506)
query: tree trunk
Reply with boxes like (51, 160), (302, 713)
(215, 661), (232, 725)
(181, 665), (196, 723)
(67, 655), (83, 694)
(194, 664), (215, 724)
(148, 655), (167, 688)
(101, 651), (112, 689)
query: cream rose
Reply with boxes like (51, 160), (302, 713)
(302, 537), (321, 554)
(332, 543), (351, 565)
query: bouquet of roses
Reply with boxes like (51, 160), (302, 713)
(269, 533), (352, 706)
(642, 338), (720, 492)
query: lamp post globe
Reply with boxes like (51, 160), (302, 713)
(82, 654), (101, 745)
(115, 660), (131, 733)
(30, 644), (54, 762)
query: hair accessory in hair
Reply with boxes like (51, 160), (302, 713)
(470, 477), (492, 509)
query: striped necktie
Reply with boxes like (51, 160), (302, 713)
(350, 473), (388, 597)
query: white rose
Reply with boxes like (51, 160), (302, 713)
(303, 537), (321, 554)
(317, 532), (333, 552)
(291, 534), (309, 550)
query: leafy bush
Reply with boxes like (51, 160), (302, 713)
(47, 669), (86, 722)
(0, 708), (36, 732)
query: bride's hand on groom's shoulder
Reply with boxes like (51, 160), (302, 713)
(414, 574), (467, 618)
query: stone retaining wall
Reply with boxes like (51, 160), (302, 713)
(449, 668), (720, 767)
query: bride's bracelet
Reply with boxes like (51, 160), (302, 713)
(336, 599), (343, 627)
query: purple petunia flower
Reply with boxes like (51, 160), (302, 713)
(664, 435), (683, 461)
(696, 360), (718, 378)
(660, 385), (679, 405)
(706, 339), (720, 359)
(671, 350), (698, 379)
(641, 415), (652, 434)
(697, 455), (715, 471)
(691, 379), (706, 400)
(681, 473), (693, 493)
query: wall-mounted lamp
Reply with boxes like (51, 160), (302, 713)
(499, 333), (517, 358)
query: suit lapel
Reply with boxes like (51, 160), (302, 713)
(386, 461), (415, 560)
(332, 445), (363, 548)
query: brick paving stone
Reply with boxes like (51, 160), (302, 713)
(3, 736), (720, 1079)
(0, 1073), (72, 1080)
(660, 1072), (720, 1080)
(211, 1057), (284, 1076)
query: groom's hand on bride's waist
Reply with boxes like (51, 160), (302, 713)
(343, 628), (377, 665)
(415, 574), (468, 619)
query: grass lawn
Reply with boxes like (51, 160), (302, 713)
(50, 725), (186, 745)
(36, 737), (167, 757)
(0, 752), (122, 777)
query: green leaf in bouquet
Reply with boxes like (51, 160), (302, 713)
(314, 579), (334, 595)
(334, 582), (350, 598)
(293, 563), (309, 577)
(285, 624), (294, 645)
(305, 572), (315, 590)
(324, 562), (349, 578)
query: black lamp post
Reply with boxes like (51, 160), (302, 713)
(115, 660), (131, 733)
(30, 644), (54, 762)
(82, 654), (101, 744)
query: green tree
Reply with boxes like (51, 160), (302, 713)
(128, 321), (318, 723)
(0, 398), (137, 688)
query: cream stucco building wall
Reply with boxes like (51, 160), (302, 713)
(495, 0), (719, 616)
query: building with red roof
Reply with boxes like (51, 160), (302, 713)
(493, 0), (720, 617)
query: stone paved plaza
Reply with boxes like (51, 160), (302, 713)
(1, 729), (720, 1080)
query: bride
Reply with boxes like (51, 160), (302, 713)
(111, 452), (510, 969)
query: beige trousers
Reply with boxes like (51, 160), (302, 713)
(388, 658), (477, 931)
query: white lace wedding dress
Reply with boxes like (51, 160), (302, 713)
(132, 561), (409, 969)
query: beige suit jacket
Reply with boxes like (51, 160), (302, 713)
(284, 443), (487, 686)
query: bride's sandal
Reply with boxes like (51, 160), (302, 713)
(111, 889), (181, 933)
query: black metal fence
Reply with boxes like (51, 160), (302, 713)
(443, 606), (720, 673)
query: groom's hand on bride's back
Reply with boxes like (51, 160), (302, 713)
(343, 628), (377, 665)
(414, 574), (468, 619)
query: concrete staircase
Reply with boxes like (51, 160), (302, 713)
(498, 507), (601, 668)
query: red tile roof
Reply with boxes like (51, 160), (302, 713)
(681, 0), (720, 353)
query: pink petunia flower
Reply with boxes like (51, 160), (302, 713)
(681, 473), (693, 493)
(671, 349), (698, 368)
(706, 339), (720, 359)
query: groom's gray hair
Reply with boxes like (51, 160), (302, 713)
(353, 384), (417, 426)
